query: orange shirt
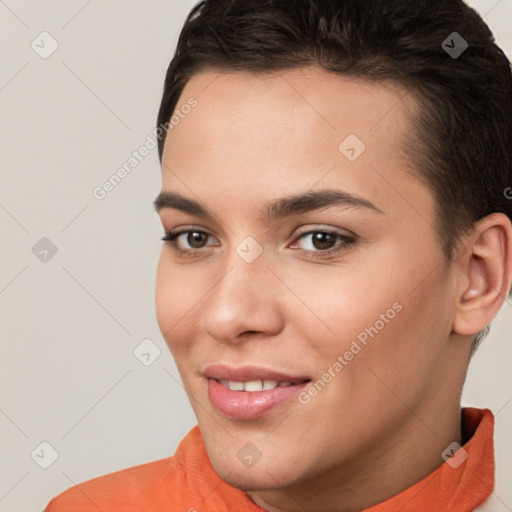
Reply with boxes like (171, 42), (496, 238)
(44, 407), (494, 512)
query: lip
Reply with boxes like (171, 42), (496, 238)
(203, 364), (311, 421)
(202, 364), (310, 383)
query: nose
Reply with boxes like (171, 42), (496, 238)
(199, 253), (284, 345)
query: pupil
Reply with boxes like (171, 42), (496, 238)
(313, 232), (335, 250)
(188, 232), (206, 248)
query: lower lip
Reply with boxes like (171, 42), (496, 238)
(207, 379), (309, 420)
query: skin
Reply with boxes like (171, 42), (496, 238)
(155, 66), (512, 512)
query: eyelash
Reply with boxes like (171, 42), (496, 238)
(161, 228), (356, 259)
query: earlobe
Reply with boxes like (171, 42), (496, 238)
(453, 213), (512, 336)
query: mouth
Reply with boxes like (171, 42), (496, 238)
(203, 365), (311, 420)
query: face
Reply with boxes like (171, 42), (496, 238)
(155, 67), (461, 496)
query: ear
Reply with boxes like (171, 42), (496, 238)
(452, 213), (512, 336)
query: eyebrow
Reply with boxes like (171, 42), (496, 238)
(153, 189), (383, 220)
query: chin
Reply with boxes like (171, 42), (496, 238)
(214, 464), (289, 492)
(206, 444), (306, 492)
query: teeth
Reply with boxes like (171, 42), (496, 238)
(219, 379), (292, 392)
(244, 380), (264, 392)
(262, 379), (279, 390)
(228, 381), (244, 391)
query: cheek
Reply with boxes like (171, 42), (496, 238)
(281, 250), (449, 384)
(338, 269), (455, 414)
(155, 254), (199, 356)
(155, 255), (174, 335)
(276, 260), (403, 357)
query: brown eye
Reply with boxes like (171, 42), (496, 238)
(161, 229), (219, 254)
(311, 232), (337, 250)
(290, 230), (356, 258)
(188, 231), (208, 248)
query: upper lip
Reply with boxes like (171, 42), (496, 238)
(202, 364), (311, 383)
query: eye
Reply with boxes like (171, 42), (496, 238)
(161, 229), (219, 254)
(290, 229), (356, 257)
(161, 227), (356, 259)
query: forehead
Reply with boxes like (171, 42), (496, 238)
(161, 66), (432, 223)
(171, 65), (414, 136)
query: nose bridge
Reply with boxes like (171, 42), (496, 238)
(200, 243), (282, 342)
(217, 232), (270, 300)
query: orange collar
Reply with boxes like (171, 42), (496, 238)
(363, 407), (495, 512)
(43, 410), (494, 512)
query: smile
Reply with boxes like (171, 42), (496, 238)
(203, 365), (311, 420)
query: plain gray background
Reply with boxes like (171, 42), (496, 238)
(0, 1), (511, 511)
